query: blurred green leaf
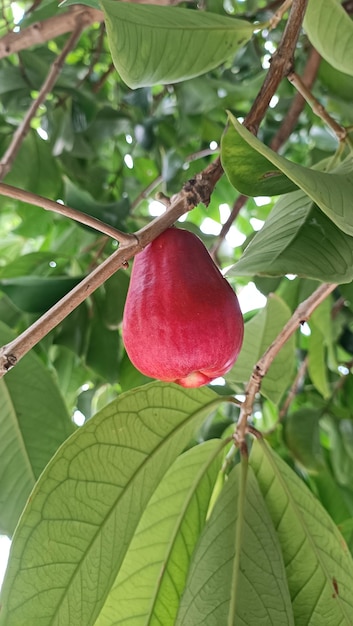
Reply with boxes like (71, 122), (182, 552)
(226, 294), (295, 404)
(304, 0), (353, 76)
(283, 408), (325, 472)
(0, 276), (83, 313)
(63, 178), (130, 232)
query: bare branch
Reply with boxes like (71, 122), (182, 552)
(270, 47), (321, 151)
(287, 70), (347, 141)
(0, 25), (84, 180)
(0, 6), (103, 60)
(0, 183), (136, 244)
(235, 282), (337, 445)
(244, 0), (309, 135)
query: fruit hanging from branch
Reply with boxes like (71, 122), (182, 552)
(122, 227), (244, 388)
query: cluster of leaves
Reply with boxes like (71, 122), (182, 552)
(2, 0), (353, 623)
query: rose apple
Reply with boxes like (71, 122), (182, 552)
(122, 227), (244, 387)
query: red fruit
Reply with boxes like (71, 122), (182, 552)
(122, 227), (244, 388)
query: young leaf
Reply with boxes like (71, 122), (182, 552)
(225, 113), (353, 236)
(226, 294), (295, 405)
(101, 2), (258, 88)
(0, 321), (74, 537)
(230, 191), (353, 283)
(221, 121), (297, 196)
(304, 0), (353, 77)
(250, 439), (353, 625)
(0, 383), (222, 626)
(96, 439), (226, 626)
(176, 460), (294, 625)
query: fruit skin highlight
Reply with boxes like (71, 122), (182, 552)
(122, 227), (244, 388)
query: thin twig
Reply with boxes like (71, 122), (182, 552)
(269, 0), (293, 29)
(0, 162), (220, 377)
(270, 47), (321, 151)
(235, 282), (337, 445)
(0, 183), (135, 244)
(244, 0), (309, 135)
(279, 355), (308, 418)
(210, 194), (248, 262)
(287, 70), (347, 141)
(0, 26), (84, 180)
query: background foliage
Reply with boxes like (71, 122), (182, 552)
(1, 0), (353, 624)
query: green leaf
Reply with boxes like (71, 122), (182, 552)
(176, 460), (294, 625)
(63, 178), (130, 232)
(102, 271), (130, 330)
(0, 276), (83, 313)
(307, 323), (331, 399)
(0, 383), (222, 626)
(0, 252), (68, 279)
(86, 313), (120, 384)
(250, 439), (353, 625)
(230, 190), (353, 283)
(221, 121), (297, 196)
(101, 2), (257, 88)
(319, 59), (353, 102)
(0, 321), (74, 536)
(304, 0), (353, 77)
(283, 408), (325, 472)
(226, 294), (295, 404)
(322, 414), (353, 488)
(96, 439), (225, 626)
(225, 113), (353, 236)
(4, 130), (61, 199)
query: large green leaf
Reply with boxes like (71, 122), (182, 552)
(176, 460), (294, 625)
(0, 321), (74, 537)
(304, 0), (353, 77)
(250, 439), (353, 625)
(96, 439), (225, 626)
(226, 294), (295, 404)
(101, 2), (257, 88)
(224, 113), (353, 236)
(0, 383), (222, 626)
(230, 191), (353, 283)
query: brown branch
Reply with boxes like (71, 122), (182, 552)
(270, 47), (321, 151)
(287, 70), (347, 141)
(0, 164), (219, 377)
(210, 194), (247, 262)
(130, 147), (217, 213)
(244, 0), (309, 135)
(235, 282), (337, 445)
(0, 183), (136, 244)
(0, 6), (103, 60)
(0, 25), (84, 181)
